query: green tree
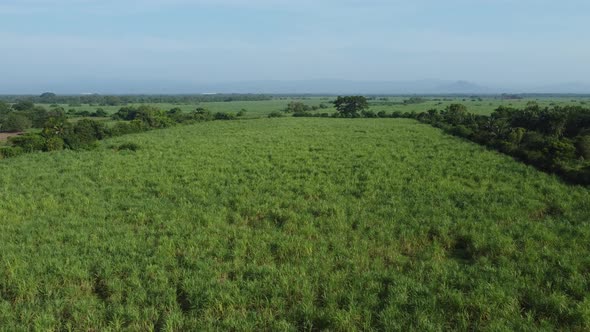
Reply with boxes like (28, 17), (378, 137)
(63, 119), (106, 149)
(333, 96), (369, 117)
(45, 136), (65, 151)
(1, 113), (32, 132)
(284, 101), (310, 113)
(12, 100), (35, 111)
(8, 134), (45, 152)
(575, 135), (590, 159)
(0, 101), (10, 114)
(443, 104), (468, 125)
(93, 108), (108, 117)
(42, 116), (70, 139)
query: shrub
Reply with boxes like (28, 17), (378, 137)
(12, 100), (35, 111)
(116, 142), (140, 151)
(2, 113), (32, 132)
(45, 136), (65, 151)
(390, 111), (403, 118)
(93, 108), (108, 117)
(112, 106), (137, 121)
(111, 120), (145, 136)
(575, 135), (590, 159)
(192, 108), (213, 122)
(293, 112), (312, 117)
(268, 111), (283, 118)
(546, 138), (576, 164)
(62, 119), (109, 150)
(167, 107), (182, 115)
(134, 106), (174, 128)
(0, 101), (10, 114)
(449, 125), (474, 138)
(9, 134), (46, 152)
(284, 101), (310, 113)
(214, 112), (235, 120)
(361, 110), (377, 118)
(0, 146), (23, 159)
(507, 127), (527, 145)
(28, 107), (50, 128)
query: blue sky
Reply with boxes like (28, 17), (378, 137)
(1, 0), (589, 93)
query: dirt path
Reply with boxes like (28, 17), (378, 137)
(0, 132), (23, 142)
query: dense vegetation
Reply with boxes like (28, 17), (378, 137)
(289, 97), (590, 185)
(0, 93), (271, 105)
(0, 118), (588, 330)
(0, 103), (238, 159)
(410, 103), (590, 185)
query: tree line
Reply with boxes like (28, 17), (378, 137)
(411, 102), (590, 185)
(0, 103), (240, 159)
(0, 93), (271, 106)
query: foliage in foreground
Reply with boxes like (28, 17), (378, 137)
(0, 118), (589, 330)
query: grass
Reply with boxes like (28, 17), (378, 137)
(49, 97), (335, 118)
(0, 118), (589, 330)
(366, 96), (590, 115)
(44, 95), (590, 121)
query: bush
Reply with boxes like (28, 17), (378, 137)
(192, 109), (213, 122)
(546, 138), (576, 164)
(27, 107), (50, 128)
(449, 125), (474, 138)
(575, 135), (590, 159)
(293, 112), (312, 117)
(284, 101), (310, 113)
(2, 113), (32, 132)
(9, 134), (46, 152)
(45, 136), (65, 151)
(110, 121), (139, 137)
(112, 106), (137, 121)
(214, 112), (235, 120)
(12, 100), (34, 111)
(93, 108), (108, 117)
(63, 119), (109, 149)
(116, 142), (140, 151)
(361, 110), (377, 118)
(113, 105), (172, 128)
(0, 101), (10, 114)
(268, 111), (283, 118)
(0, 146), (23, 159)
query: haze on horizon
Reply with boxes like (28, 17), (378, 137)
(1, 0), (589, 94)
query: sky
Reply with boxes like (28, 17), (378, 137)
(1, 0), (589, 93)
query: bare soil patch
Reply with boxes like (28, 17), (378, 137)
(0, 132), (23, 141)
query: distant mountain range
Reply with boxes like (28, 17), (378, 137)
(3, 79), (590, 95)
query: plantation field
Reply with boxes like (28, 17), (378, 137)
(0, 118), (589, 330)
(367, 96), (590, 115)
(46, 98), (335, 118)
(40, 95), (590, 119)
